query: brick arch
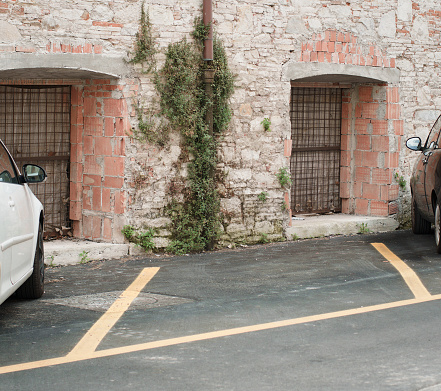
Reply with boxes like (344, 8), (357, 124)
(300, 30), (396, 69)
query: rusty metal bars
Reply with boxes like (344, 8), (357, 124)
(290, 87), (342, 214)
(0, 85), (71, 231)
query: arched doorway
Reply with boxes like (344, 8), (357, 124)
(0, 58), (128, 240)
(282, 49), (402, 217)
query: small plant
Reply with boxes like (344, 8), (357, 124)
(277, 167), (292, 188)
(281, 201), (289, 212)
(128, 1), (157, 72)
(261, 117), (271, 132)
(357, 222), (370, 234)
(291, 234), (299, 241)
(394, 172), (406, 190)
(258, 191), (268, 202)
(137, 229), (156, 251)
(79, 250), (90, 264)
(121, 224), (136, 241)
(258, 233), (270, 244)
(122, 225), (156, 252)
(132, 102), (170, 147)
(46, 255), (55, 267)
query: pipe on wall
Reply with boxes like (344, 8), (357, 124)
(203, 0), (213, 61)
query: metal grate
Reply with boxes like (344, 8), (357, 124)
(0, 85), (71, 232)
(290, 87), (342, 214)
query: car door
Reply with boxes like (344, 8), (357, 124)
(422, 116), (441, 220)
(411, 121), (439, 218)
(412, 149), (428, 216)
(0, 142), (34, 286)
(0, 143), (15, 296)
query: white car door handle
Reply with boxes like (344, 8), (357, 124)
(8, 199), (15, 207)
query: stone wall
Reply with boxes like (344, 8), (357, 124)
(0, 0), (440, 244)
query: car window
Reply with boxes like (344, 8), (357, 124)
(0, 143), (18, 184)
(425, 115), (441, 150)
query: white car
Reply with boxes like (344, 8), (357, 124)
(0, 139), (46, 305)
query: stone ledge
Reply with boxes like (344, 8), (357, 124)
(285, 214), (399, 240)
(282, 61), (401, 84)
(44, 240), (130, 266)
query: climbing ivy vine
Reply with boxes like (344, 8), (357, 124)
(128, 7), (234, 254)
(156, 19), (234, 254)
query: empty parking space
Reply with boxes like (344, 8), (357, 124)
(2, 230), (441, 390)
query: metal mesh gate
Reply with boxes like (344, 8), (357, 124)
(290, 87), (342, 214)
(0, 85), (71, 233)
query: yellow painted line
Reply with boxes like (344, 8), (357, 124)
(2, 293), (441, 375)
(67, 267), (160, 357)
(0, 245), (435, 375)
(371, 243), (432, 299)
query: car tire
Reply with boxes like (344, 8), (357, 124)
(435, 202), (441, 254)
(411, 195), (431, 234)
(15, 223), (44, 299)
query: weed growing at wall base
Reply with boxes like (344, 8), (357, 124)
(122, 225), (156, 252)
(258, 233), (270, 244)
(357, 223), (370, 234)
(79, 251), (90, 264)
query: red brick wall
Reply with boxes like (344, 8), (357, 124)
(339, 85), (401, 216)
(70, 80), (129, 241)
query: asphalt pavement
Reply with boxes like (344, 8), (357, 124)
(2, 230), (441, 390)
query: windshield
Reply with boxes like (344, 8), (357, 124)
(424, 114), (441, 150)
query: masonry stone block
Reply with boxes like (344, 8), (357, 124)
(411, 15), (429, 41)
(0, 21), (21, 42)
(415, 110), (439, 123)
(397, 0), (412, 21)
(417, 86), (431, 106)
(378, 11), (396, 38)
(286, 17), (308, 35)
(356, 18), (375, 36)
(255, 221), (274, 235)
(308, 18), (322, 30)
(226, 223), (248, 236)
(221, 197), (242, 215)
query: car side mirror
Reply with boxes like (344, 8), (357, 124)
(406, 137), (422, 151)
(22, 164), (47, 184)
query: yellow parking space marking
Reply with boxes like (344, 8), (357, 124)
(0, 245), (436, 375)
(1, 293), (441, 375)
(67, 267), (160, 357)
(371, 243), (432, 299)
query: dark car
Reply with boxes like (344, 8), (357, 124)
(406, 114), (441, 252)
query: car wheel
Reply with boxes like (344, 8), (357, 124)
(411, 195), (431, 234)
(15, 223), (44, 299)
